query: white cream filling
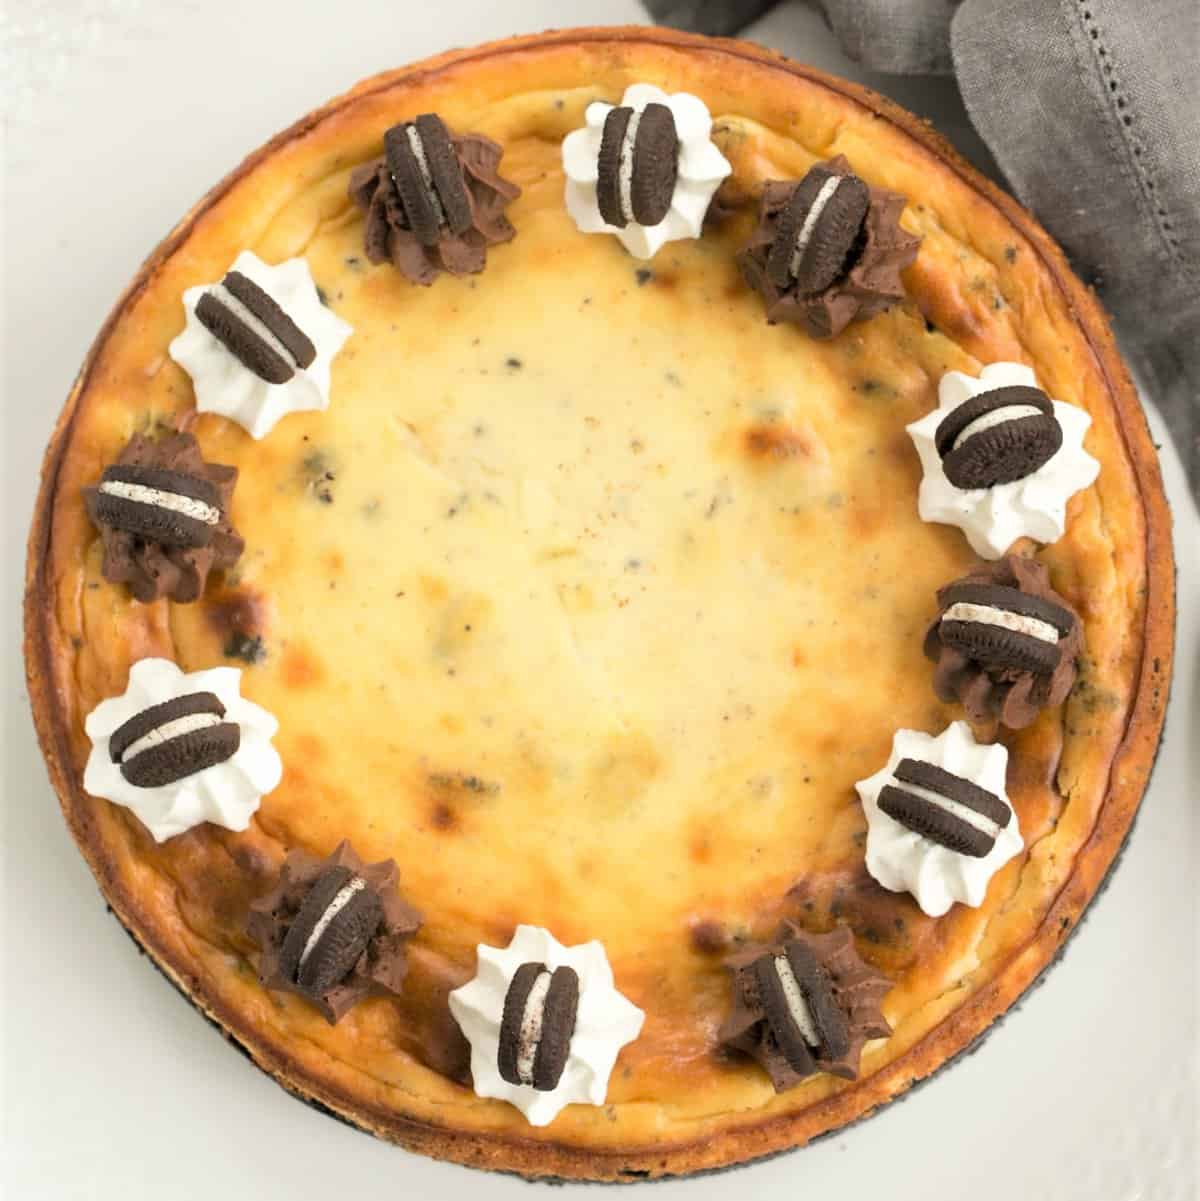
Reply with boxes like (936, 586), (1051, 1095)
(887, 777), (1003, 840)
(951, 404), (1045, 452)
(98, 480), (220, 526)
(299, 876), (367, 972)
(405, 125), (446, 227)
(617, 110), (642, 224)
(942, 601), (1060, 644)
(120, 712), (222, 763)
(516, 969), (553, 1085)
(789, 174), (842, 280)
(774, 955), (820, 1048)
(209, 283), (299, 372)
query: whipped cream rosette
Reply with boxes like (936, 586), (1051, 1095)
(855, 721), (1023, 916)
(170, 251), (353, 439)
(907, 361), (1100, 558)
(562, 83), (731, 260)
(449, 925), (644, 1126)
(84, 657), (282, 842)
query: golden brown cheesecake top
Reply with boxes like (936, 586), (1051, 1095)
(27, 28), (1172, 1180)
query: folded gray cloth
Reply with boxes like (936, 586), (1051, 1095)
(645, 0), (1200, 501)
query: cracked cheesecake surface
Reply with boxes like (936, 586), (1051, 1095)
(25, 27), (1173, 1180)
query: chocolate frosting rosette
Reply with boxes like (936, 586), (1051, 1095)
(925, 554), (1083, 730)
(737, 155), (921, 339)
(349, 112), (520, 285)
(83, 430), (244, 604)
(719, 923), (891, 1091)
(248, 840), (422, 1024)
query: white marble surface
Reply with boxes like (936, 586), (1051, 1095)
(3, 3), (1197, 1199)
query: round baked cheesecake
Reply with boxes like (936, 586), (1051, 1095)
(25, 26), (1174, 1181)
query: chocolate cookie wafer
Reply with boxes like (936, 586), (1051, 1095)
(89, 464), (223, 550)
(497, 962), (580, 1090)
(384, 114), (473, 246)
(596, 103), (679, 228)
(765, 164), (870, 295)
(935, 384), (1062, 489)
(108, 692), (240, 788)
(878, 759), (1012, 857)
(196, 270), (316, 385)
(937, 582), (1075, 675)
(278, 865), (385, 997)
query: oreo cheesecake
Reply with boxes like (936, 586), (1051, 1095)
(25, 27), (1173, 1181)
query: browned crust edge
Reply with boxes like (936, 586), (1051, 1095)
(22, 26), (1176, 1182)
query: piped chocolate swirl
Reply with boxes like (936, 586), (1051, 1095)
(498, 962), (580, 1090)
(720, 923), (891, 1091)
(195, 270), (316, 385)
(247, 840), (422, 1025)
(109, 691), (239, 787)
(736, 155), (921, 340)
(934, 384), (1062, 489)
(82, 431), (244, 604)
(349, 112), (519, 286)
(596, 103), (679, 228)
(877, 758), (1011, 858)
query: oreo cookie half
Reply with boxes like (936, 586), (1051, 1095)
(752, 939), (850, 1077)
(498, 961), (580, 1090)
(596, 103), (679, 229)
(878, 758), (1012, 858)
(766, 165), (870, 294)
(383, 113), (473, 246)
(92, 464), (224, 550)
(195, 269), (317, 385)
(108, 691), (240, 788)
(278, 865), (385, 997)
(934, 384), (1063, 489)
(938, 581), (1076, 675)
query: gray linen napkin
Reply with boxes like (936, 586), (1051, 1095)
(645, 0), (1200, 501)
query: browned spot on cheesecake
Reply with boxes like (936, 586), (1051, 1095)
(584, 730), (662, 814)
(689, 918), (729, 954)
(438, 712), (465, 735)
(788, 866), (930, 975)
(207, 587), (269, 639)
(227, 839), (275, 888)
(170, 832), (273, 950)
(886, 428), (919, 466)
(743, 424), (814, 463)
(293, 732), (325, 763)
(392, 942), (473, 1084)
(430, 801), (457, 831)
(420, 575), (449, 605)
(848, 498), (888, 539)
(282, 644), (325, 689)
(207, 587), (270, 662)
